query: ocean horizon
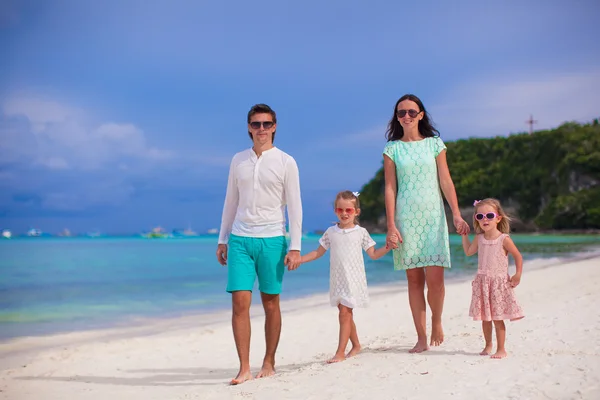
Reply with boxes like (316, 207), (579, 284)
(1, 233), (599, 341)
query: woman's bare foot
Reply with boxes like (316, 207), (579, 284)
(409, 339), (430, 353)
(230, 370), (253, 385)
(346, 345), (362, 358)
(430, 322), (444, 346)
(480, 344), (493, 356)
(491, 349), (507, 359)
(327, 353), (346, 363)
(255, 362), (276, 379)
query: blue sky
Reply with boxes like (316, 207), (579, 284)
(1, 0), (599, 235)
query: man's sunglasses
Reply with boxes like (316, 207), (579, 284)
(249, 121), (275, 129)
(335, 208), (355, 214)
(396, 109), (420, 118)
(475, 212), (498, 221)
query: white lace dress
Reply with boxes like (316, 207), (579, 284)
(319, 225), (376, 308)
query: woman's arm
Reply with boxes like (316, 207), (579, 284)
(436, 150), (469, 234)
(383, 155), (398, 230)
(384, 155), (402, 246)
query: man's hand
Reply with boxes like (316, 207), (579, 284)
(216, 244), (228, 266)
(284, 250), (301, 271)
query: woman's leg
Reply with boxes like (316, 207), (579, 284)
(406, 268), (428, 353)
(425, 266), (445, 346)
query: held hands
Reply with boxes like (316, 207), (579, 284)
(453, 215), (470, 235)
(216, 244), (228, 266)
(285, 250), (301, 271)
(510, 273), (521, 288)
(386, 226), (402, 249)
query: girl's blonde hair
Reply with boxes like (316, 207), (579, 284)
(473, 198), (511, 234)
(334, 190), (360, 224)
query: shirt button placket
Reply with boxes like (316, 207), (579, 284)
(252, 157), (261, 212)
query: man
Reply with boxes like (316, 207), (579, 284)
(216, 103), (302, 385)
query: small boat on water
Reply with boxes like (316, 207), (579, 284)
(1, 229), (11, 239)
(27, 228), (42, 237)
(142, 226), (172, 239)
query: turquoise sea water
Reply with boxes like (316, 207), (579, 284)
(0, 234), (599, 339)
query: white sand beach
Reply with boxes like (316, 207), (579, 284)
(1, 256), (599, 400)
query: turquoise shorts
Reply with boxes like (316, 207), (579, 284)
(226, 234), (287, 294)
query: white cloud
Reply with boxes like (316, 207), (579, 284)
(431, 70), (600, 139)
(0, 94), (179, 211)
(1, 95), (174, 169)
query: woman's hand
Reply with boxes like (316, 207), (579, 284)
(386, 225), (402, 249)
(453, 215), (470, 235)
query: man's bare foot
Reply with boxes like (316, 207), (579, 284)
(491, 349), (507, 359)
(230, 370), (252, 385)
(346, 345), (362, 358)
(327, 353), (346, 363)
(430, 322), (444, 346)
(409, 339), (429, 353)
(255, 362), (276, 379)
(480, 344), (493, 356)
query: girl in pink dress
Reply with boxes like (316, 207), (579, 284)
(461, 198), (524, 359)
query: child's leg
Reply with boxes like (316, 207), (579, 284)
(346, 317), (361, 358)
(480, 321), (493, 355)
(491, 320), (507, 359)
(328, 304), (353, 363)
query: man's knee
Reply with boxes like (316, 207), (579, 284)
(232, 292), (252, 316)
(261, 293), (280, 314)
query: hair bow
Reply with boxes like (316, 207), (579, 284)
(352, 191), (360, 197)
(473, 200), (481, 206)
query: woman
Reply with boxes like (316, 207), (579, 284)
(383, 94), (469, 353)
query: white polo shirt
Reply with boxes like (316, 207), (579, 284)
(218, 147), (303, 251)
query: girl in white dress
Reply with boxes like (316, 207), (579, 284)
(299, 190), (393, 363)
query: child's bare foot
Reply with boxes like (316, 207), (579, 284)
(491, 349), (507, 359)
(346, 345), (362, 358)
(230, 370), (253, 385)
(327, 353), (346, 363)
(430, 322), (444, 346)
(480, 344), (493, 355)
(255, 362), (276, 378)
(409, 339), (430, 353)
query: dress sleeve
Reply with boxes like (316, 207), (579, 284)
(361, 228), (376, 251)
(432, 136), (447, 156)
(383, 141), (395, 161)
(318, 229), (331, 250)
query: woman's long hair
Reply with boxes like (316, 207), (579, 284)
(385, 94), (439, 142)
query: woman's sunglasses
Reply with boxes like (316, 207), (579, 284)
(396, 109), (420, 118)
(335, 208), (355, 214)
(249, 121), (275, 129)
(475, 212), (498, 221)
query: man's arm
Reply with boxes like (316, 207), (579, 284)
(216, 157), (239, 265)
(284, 157), (302, 251)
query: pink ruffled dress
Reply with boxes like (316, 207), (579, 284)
(469, 233), (524, 321)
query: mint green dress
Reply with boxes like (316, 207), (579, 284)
(383, 137), (451, 270)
